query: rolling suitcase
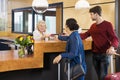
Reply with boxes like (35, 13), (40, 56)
(58, 62), (71, 80)
(104, 72), (120, 80)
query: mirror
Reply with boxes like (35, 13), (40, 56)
(12, 2), (63, 34)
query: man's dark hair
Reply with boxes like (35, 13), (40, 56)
(66, 18), (79, 30)
(89, 6), (102, 16)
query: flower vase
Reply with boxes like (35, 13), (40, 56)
(18, 46), (25, 58)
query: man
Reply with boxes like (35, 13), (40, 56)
(80, 6), (119, 80)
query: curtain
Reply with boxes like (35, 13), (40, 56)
(0, 0), (7, 31)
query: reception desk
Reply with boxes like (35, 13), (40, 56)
(0, 40), (92, 72)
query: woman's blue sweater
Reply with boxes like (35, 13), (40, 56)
(58, 31), (87, 72)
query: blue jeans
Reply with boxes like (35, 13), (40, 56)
(93, 53), (110, 80)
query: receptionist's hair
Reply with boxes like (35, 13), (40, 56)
(36, 20), (47, 30)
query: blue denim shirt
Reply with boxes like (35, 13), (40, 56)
(58, 31), (87, 73)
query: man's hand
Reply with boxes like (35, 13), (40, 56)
(106, 46), (116, 55)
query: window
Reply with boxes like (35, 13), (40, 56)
(12, 2), (63, 34)
(0, 0), (7, 31)
(14, 12), (23, 32)
(45, 16), (56, 34)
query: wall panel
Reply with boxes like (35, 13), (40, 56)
(64, 3), (115, 30)
(7, 0), (115, 32)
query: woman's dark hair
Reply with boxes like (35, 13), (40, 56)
(89, 6), (102, 16)
(66, 18), (79, 30)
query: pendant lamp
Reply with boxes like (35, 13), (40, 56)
(75, 0), (90, 9)
(32, 0), (48, 13)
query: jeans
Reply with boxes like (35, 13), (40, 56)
(93, 53), (110, 80)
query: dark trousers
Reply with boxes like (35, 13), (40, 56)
(92, 53), (110, 80)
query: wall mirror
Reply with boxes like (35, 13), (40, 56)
(12, 2), (63, 34)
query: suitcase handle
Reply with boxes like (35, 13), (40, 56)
(58, 63), (60, 80)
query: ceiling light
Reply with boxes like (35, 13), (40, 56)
(32, 0), (48, 13)
(75, 0), (90, 9)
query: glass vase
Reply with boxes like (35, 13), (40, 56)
(18, 46), (25, 58)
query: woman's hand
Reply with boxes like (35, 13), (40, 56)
(53, 35), (59, 40)
(45, 34), (50, 38)
(53, 55), (62, 64)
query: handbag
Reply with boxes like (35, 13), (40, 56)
(65, 36), (85, 80)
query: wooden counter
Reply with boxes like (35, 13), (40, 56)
(0, 40), (92, 72)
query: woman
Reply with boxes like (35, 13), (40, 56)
(53, 18), (86, 80)
(33, 20), (48, 41)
